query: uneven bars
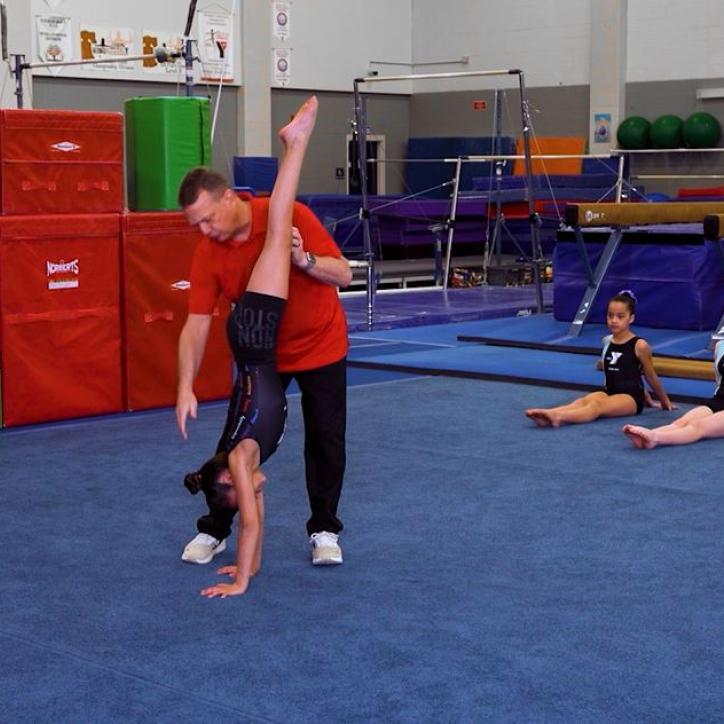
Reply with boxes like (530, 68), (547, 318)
(367, 153), (617, 164)
(355, 68), (519, 83)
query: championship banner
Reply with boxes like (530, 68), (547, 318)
(273, 47), (291, 87)
(35, 15), (72, 75)
(273, 1), (291, 41)
(141, 30), (184, 74)
(198, 9), (233, 82)
(78, 25), (135, 71)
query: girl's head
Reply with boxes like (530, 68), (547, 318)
(184, 452), (235, 511)
(607, 289), (636, 332)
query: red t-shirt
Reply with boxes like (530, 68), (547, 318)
(188, 196), (348, 372)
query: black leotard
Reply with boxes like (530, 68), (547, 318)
(601, 335), (645, 414)
(216, 291), (287, 464)
(705, 341), (724, 413)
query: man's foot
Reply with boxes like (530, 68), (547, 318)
(181, 533), (227, 564)
(310, 531), (343, 566)
(279, 96), (318, 147)
(623, 424), (658, 449)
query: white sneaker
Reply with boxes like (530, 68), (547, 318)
(181, 533), (227, 564)
(310, 531), (343, 566)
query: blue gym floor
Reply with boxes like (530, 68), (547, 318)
(3, 285), (724, 721)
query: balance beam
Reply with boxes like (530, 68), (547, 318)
(595, 356), (714, 382)
(566, 202), (724, 228)
(565, 201), (724, 337)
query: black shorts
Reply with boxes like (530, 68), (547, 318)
(604, 387), (645, 415)
(705, 397), (724, 414)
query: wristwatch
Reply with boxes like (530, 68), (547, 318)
(304, 251), (317, 271)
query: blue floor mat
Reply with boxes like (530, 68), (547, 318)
(349, 322), (716, 402)
(448, 314), (714, 359)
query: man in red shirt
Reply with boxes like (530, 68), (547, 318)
(176, 167), (352, 566)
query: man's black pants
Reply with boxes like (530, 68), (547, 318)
(197, 357), (346, 540)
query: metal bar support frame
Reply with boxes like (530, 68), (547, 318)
(353, 68), (542, 328)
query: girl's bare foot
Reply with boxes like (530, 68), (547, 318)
(278, 96), (318, 147)
(623, 424), (657, 449)
(526, 409), (558, 427)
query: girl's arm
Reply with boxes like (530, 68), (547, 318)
(636, 339), (673, 410)
(231, 470), (261, 591)
(201, 455), (260, 598)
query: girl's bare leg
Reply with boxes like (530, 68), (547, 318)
(624, 407), (721, 449)
(526, 392), (636, 427)
(246, 96), (318, 300)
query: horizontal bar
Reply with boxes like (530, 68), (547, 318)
(365, 153), (617, 164)
(356, 68), (519, 83)
(632, 174), (724, 180)
(615, 147), (724, 154)
(23, 50), (180, 70)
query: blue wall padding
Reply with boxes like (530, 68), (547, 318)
(581, 156), (621, 176)
(405, 137), (516, 199)
(554, 237), (724, 330)
(233, 156), (278, 192)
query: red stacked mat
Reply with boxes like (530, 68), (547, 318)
(0, 109), (124, 215)
(122, 212), (232, 411)
(0, 214), (123, 426)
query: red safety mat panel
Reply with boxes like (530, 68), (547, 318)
(122, 212), (232, 411)
(0, 214), (122, 426)
(0, 109), (124, 215)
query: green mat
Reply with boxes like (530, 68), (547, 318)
(125, 96), (212, 211)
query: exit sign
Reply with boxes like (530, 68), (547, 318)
(472, 100), (487, 111)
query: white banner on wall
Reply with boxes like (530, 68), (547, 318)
(273, 1), (291, 41)
(36, 15), (72, 74)
(198, 9), (233, 82)
(140, 30), (184, 74)
(79, 25), (136, 71)
(273, 47), (291, 86)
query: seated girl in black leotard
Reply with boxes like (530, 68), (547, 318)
(184, 97), (318, 598)
(623, 340), (724, 449)
(525, 291), (673, 427)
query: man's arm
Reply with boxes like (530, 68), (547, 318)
(176, 313), (213, 439)
(290, 227), (352, 287)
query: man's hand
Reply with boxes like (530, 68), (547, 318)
(176, 388), (199, 439)
(290, 226), (307, 268)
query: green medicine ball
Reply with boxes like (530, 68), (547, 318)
(650, 114), (683, 148)
(617, 116), (651, 150)
(682, 112), (721, 148)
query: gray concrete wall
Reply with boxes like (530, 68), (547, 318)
(271, 89), (410, 194)
(32, 77), (239, 177)
(409, 85), (590, 139)
(32, 76), (724, 199)
(625, 78), (724, 197)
